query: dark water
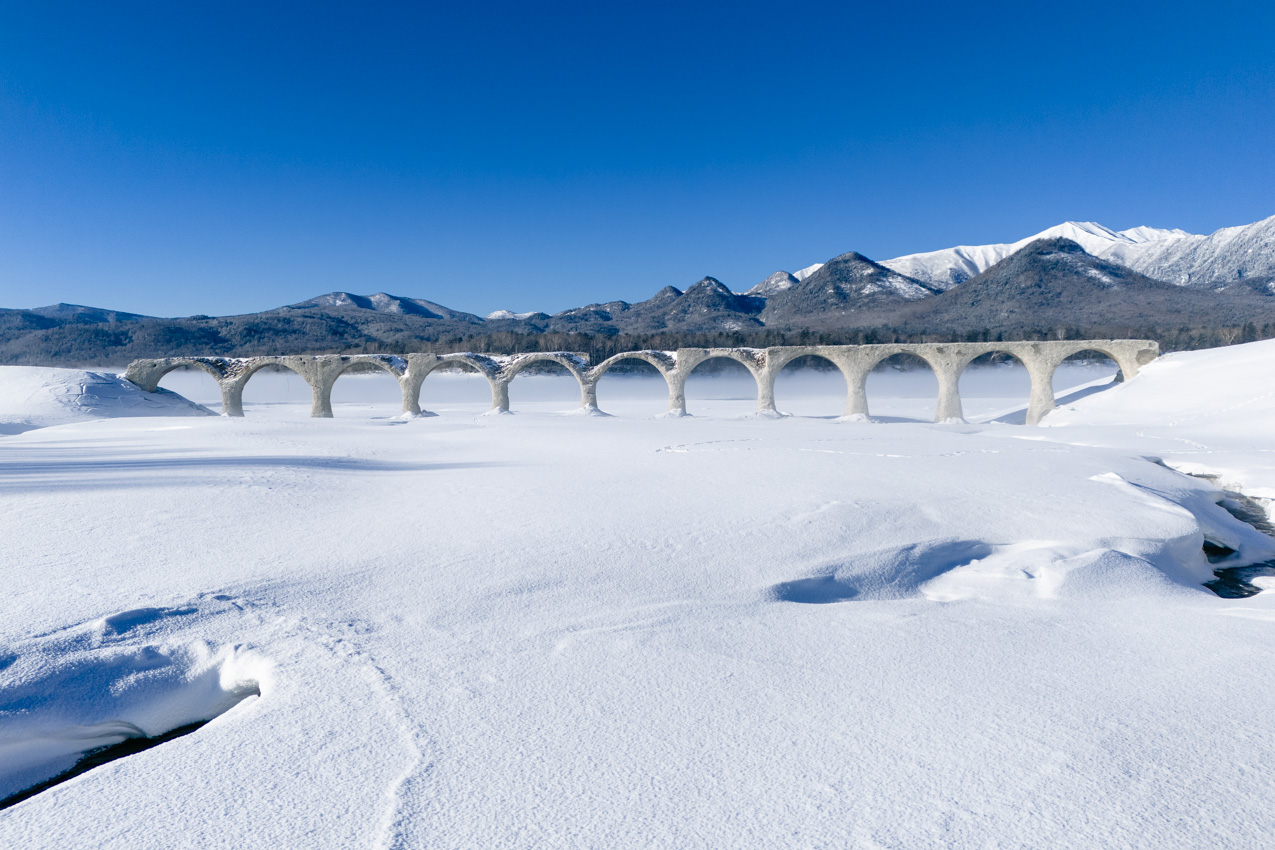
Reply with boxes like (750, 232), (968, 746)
(1145, 458), (1275, 598)
(1205, 562), (1275, 599)
(0, 720), (208, 811)
(1183, 469), (1275, 598)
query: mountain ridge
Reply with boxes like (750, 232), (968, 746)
(874, 216), (1275, 291)
(4, 218), (1275, 365)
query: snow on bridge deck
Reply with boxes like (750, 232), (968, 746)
(123, 340), (1159, 425)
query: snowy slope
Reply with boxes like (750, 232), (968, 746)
(792, 261), (823, 281)
(880, 215), (1275, 290)
(1106, 214), (1275, 288)
(1042, 337), (1275, 499)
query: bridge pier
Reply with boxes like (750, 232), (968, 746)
(491, 379), (511, 413)
(933, 369), (965, 422)
(221, 381), (245, 417)
(581, 379), (600, 411)
(755, 369), (778, 415)
(842, 365), (871, 418)
(666, 372), (688, 416)
(1023, 356), (1058, 426)
(311, 385), (335, 418)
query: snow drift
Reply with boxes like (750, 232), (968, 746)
(0, 367), (212, 435)
(0, 605), (267, 803)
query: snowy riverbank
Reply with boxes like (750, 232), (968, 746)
(1, 343), (1274, 847)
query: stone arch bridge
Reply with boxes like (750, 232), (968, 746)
(124, 340), (1158, 426)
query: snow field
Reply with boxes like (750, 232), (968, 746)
(0, 343), (1273, 847)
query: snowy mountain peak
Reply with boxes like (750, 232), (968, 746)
(747, 262), (826, 297)
(285, 291), (482, 322)
(747, 271), (800, 297)
(792, 262), (824, 282)
(1116, 225), (1193, 243)
(686, 276), (732, 294)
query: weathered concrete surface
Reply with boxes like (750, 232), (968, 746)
(124, 340), (1159, 424)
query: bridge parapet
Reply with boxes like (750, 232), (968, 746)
(123, 339), (1159, 424)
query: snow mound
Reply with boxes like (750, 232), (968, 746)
(0, 604), (267, 802)
(922, 544), (1196, 602)
(771, 540), (995, 602)
(0, 367), (212, 435)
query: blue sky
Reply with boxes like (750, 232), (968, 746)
(2, 1), (1273, 317)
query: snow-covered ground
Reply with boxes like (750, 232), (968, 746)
(1, 346), (1274, 848)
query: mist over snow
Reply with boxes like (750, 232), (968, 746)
(1, 346), (1275, 846)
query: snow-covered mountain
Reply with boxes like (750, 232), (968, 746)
(486, 309), (547, 321)
(287, 291), (481, 321)
(760, 252), (940, 325)
(1106, 215), (1275, 288)
(747, 262), (825, 297)
(878, 216), (1275, 291)
(880, 222), (1193, 289)
(903, 237), (1269, 335)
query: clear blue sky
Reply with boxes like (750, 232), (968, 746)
(2, 1), (1273, 318)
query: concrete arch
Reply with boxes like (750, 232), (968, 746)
(152, 358), (228, 388)
(124, 358), (237, 415)
(1050, 343), (1134, 378)
(124, 358), (228, 391)
(586, 352), (675, 414)
(1043, 346), (1126, 417)
(860, 348), (948, 422)
(763, 350), (854, 418)
(668, 349), (766, 417)
(328, 355), (407, 380)
(1052, 346), (1123, 376)
(433, 353), (503, 378)
(408, 353), (504, 413)
(502, 352), (587, 381)
(590, 350), (676, 381)
(500, 352), (591, 412)
(1031, 340), (1157, 424)
(226, 358), (322, 418)
(952, 348), (1049, 425)
(318, 356), (412, 418)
